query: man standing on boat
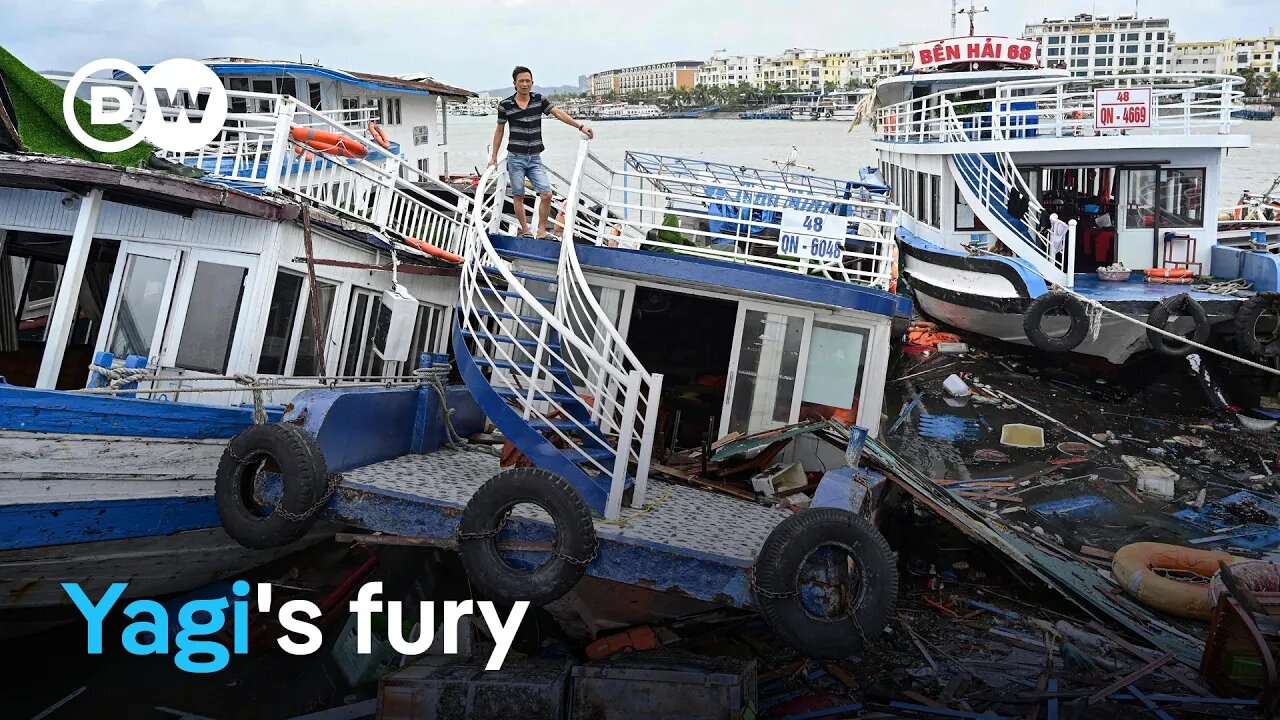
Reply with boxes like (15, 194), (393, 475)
(488, 65), (594, 239)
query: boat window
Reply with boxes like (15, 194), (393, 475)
(930, 175), (940, 230)
(276, 77), (297, 100)
(955, 182), (979, 231)
(727, 309), (804, 435)
(341, 289), (372, 377)
(14, 257), (60, 342)
(106, 254), (171, 360)
(175, 261), (247, 374)
(385, 98), (402, 126)
(292, 280), (336, 377)
(251, 79), (273, 113)
(1123, 169), (1204, 229)
(798, 322), (869, 425)
(308, 82), (323, 110)
(257, 271), (305, 375)
(359, 296), (389, 376)
(227, 77), (249, 115)
(402, 302), (448, 375)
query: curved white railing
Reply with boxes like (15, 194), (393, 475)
(559, 150), (900, 289)
(942, 104), (1075, 284)
(458, 155), (659, 518)
(43, 72), (477, 262)
(554, 138), (663, 508)
(876, 73), (1244, 143)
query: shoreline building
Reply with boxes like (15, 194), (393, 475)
(695, 47), (912, 91)
(1172, 32), (1280, 76)
(696, 51), (766, 89)
(586, 60), (703, 97)
(1023, 13), (1174, 77)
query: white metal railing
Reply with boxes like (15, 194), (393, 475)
(43, 72), (476, 260)
(458, 155), (660, 519)
(942, 104), (1075, 285)
(876, 73), (1243, 143)
(555, 150), (900, 289)
(555, 138), (662, 511)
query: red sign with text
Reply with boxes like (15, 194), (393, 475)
(911, 36), (1040, 71)
(1094, 87), (1152, 130)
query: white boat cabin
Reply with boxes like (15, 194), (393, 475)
(871, 43), (1248, 284)
(0, 157), (459, 403)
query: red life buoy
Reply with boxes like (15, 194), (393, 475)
(289, 126), (369, 159)
(403, 236), (464, 264)
(368, 122), (391, 151)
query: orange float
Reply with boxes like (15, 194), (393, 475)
(1144, 267), (1195, 278)
(1112, 542), (1243, 621)
(368, 122), (391, 151)
(403, 236), (464, 264)
(289, 126), (368, 159)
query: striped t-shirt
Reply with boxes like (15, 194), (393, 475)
(497, 92), (555, 155)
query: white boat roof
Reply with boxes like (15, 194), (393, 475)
(876, 67), (1070, 105)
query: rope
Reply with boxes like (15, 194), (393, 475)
(88, 363), (155, 389)
(413, 361), (496, 455)
(1191, 278), (1252, 295)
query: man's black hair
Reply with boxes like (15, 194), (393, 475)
(512, 66), (533, 82)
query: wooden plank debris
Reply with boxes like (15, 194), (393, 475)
(1086, 653), (1174, 705)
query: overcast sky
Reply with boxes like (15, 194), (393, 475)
(3, 0), (1276, 92)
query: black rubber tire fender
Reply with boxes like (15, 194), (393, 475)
(753, 508), (898, 660)
(1146, 293), (1210, 357)
(1233, 291), (1280, 358)
(458, 467), (597, 606)
(215, 422), (328, 550)
(1022, 292), (1090, 352)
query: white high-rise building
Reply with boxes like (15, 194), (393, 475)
(696, 52), (765, 89)
(1024, 13), (1174, 77)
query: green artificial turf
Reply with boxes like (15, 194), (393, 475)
(0, 45), (154, 166)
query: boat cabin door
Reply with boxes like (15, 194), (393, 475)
(155, 248), (260, 405)
(97, 242), (182, 370)
(720, 301), (813, 438)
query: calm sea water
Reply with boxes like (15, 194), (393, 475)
(443, 114), (1280, 202)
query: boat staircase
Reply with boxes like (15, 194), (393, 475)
(452, 142), (663, 520)
(47, 73), (657, 518)
(942, 104), (1075, 287)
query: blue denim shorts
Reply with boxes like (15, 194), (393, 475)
(507, 152), (551, 196)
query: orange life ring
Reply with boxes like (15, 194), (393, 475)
(368, 122), (391, 151)
(289, 126), (369, 159)
(1112, 542), (1242, 621)
(403, 236), (464, 264)
(1143, 267), (1194, 278)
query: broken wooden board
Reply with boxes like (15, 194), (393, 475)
(710, 421), (826, 462)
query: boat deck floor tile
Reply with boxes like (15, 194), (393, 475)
(340, 449), (788, 562)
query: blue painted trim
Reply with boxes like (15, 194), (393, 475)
(1211, 245), (1280, 292)
(318, 476), (755, 607)
(0, 495), (218, 550)
(284, 384), (489, 470)
(491, 235), (913, 319)
(0, 385), (280, 439)
(126, 62), (443, 97)
(896, 228), (1049, 298)
(451, 321), (615, 514)
(284, 386), (420, 472)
